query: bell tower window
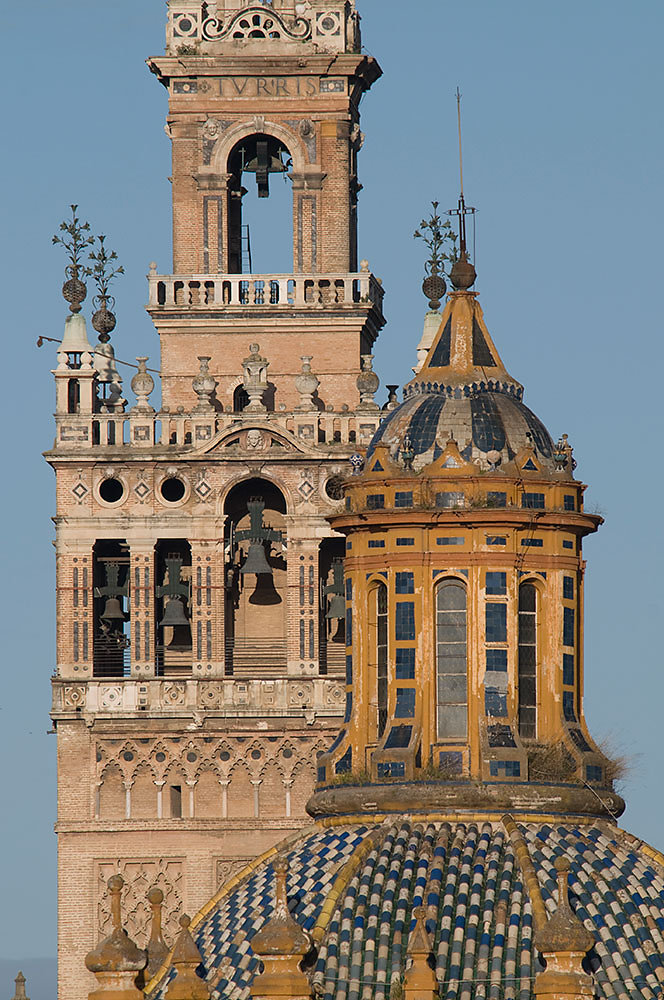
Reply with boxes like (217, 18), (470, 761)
(227, 134), (293, 274)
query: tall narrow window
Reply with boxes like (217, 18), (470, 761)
(518, 583), (537, 739)
(376, 584), (388, 738)
(436, 582), (468, 739)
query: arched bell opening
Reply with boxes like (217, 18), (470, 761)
(319, 538), (346, 677)
(226, 133), (294, 274)
(93, 540), (130, 678)
(224, 478), (287, 676)
(155, 539), (192, 677)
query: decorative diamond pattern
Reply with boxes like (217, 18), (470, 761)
(134, 481), (151, 499)
(195, 480), (212, 500)
(72, 481), (89, 500)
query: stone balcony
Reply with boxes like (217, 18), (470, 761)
(52, 675), (345, 720)
(147, 268), (384, 315)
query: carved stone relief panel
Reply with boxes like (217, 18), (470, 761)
(96, 858), (183, 947)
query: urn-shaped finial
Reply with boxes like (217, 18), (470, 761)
(131, 357), (155, 413)
(295, 356), (320, 410)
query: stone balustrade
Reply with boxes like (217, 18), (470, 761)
(52, 676), (345, 717)
(52, 404), (381, 451)
(147, 269), (384, 313)
(164, 3), (356, 55)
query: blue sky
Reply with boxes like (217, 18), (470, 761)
(1, 0), (663, 972)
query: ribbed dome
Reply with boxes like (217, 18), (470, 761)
(147, 819), (664, 1000)
(368, 388), (554, 472)
(368, 289), (555, 472)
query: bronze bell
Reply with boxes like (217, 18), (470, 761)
(159, 597), (189, 628)
(326, 593), (346, 620)
(101, 596), (125, 621)
(240, 541), (272, 577)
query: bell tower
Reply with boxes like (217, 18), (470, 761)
(47, 5), (384, 1000)
(147, 0), (383, 411)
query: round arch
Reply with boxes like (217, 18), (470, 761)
(219, 473), (292, 518)
(210, 120), (307, 178)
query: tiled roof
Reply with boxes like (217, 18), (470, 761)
(149, 820), (664, 1000)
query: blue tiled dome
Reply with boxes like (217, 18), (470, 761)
(147, 820), (664, 1000)
(368, 388), (555, 472)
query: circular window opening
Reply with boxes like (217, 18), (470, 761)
(161, 477), (186, 503)
(325, 476), (344, 501)
(99, 478), (124, 503)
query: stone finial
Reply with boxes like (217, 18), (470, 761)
(85, 875), (146, 1000)
(145, 887), (169, 979)
(192, 356), (217, 412)
(383, 384), (399, 411)
(165, 915), (210, 1000)
(249, 858), (312, 1000)
(11, 972), (29, 1000)
(533, 858), (594, 1000)
(130, 357), (155, 413)
(403, 908), (437, 1000)
(400, 434), (415, 471)
(356, 354), (379, 410)
(242, 344), (269, 412)
(554, 434), (577, 474)
(294, 356), (320, 410)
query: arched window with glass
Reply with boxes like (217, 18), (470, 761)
(368, 581), (388, 739)
(518, 582), (538, 739)
(435, 580), (468, 740)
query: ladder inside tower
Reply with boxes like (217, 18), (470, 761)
(241, 224), (252, 274)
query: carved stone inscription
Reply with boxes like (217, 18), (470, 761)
(194, 77), (346, 98)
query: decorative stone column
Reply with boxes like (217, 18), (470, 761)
(533, 858), (594, 999)
(85, 875), (147, 1000)
(129, 543), (156, 677)
(191, 540), (225, 678)
(145, 887), (169, 979)
(249, 858), (312, 1000)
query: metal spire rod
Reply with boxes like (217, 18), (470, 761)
(456, 86), (464, 199)
(449, 87), (475, 258)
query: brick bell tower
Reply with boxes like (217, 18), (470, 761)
(47, 4), (383, 999)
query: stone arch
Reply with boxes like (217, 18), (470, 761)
(227, 761), (254, 818)
(218, 471), (293, 517)
(258, 760), (285, 818)
(210, 120), (307, 182)
(99, 763), (125, 819)
(195, 765), (223, 819)
(164, 765), (187, 819)
(131, 762), (157, 819)
(290, 759), (316, 818)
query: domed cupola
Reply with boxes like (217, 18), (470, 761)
(368, 281), (555, 474)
